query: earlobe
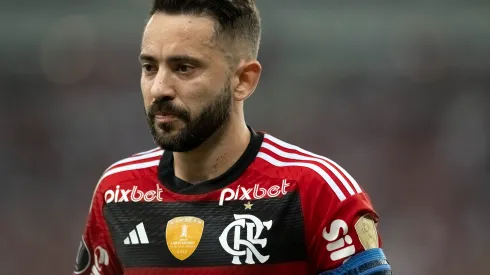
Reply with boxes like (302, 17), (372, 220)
(233, 60), (262, 101)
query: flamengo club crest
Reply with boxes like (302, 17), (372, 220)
(219, 214), (273, 265)
(166, 216), (205, 261)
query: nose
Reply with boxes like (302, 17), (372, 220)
(150, 67), (176, 100)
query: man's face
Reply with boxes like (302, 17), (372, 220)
(140, 13), (233, 152)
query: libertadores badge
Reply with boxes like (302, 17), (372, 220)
(166, 216), (205, 261)
(354, 214), (379, 250)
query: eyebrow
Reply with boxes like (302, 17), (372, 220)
(138, 54), (204, 66)
(138, 53), (157, 63)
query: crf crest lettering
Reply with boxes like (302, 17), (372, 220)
(219, 214), (273, 265)
(90, 246), (109, 275)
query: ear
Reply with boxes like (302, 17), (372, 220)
(232, 60), (262, 101)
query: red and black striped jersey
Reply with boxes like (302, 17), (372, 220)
(73, 129), (382, 275)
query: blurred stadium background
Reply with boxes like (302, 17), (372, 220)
(1, 0), (489, 274)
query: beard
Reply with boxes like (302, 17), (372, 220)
(145, 83), (232, 152)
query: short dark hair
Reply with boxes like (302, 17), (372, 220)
(150, 0), (261, 60)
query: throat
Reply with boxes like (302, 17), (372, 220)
(172, 125), (251, 184)
(173, 152), (231, 184)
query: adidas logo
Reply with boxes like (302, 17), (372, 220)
(124, 222), (149, 245)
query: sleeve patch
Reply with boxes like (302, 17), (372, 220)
(354, 214), (379, 250)
(74, 236), (91, 274)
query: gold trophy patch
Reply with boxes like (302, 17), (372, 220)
(166, 216), (205, 261)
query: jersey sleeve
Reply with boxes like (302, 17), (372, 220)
(299, 165), (391, 274)
(73, 177), (123, 275)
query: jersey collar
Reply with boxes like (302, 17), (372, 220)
(157, 126), (264, 195)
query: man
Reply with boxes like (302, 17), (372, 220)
(73, 0), (391, 274)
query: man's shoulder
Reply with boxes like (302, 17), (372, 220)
(96, 147), (163, 190)
(258, 133), (363, 202)
(258, 133), (343, 180)
(87, 147), (163, 211)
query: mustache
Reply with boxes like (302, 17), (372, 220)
(147, 100), (190, 122)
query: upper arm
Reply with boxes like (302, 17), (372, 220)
(73, 177), (123, 275)
(299, 166), (391, 274)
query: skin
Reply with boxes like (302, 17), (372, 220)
(139, 13), (262, 184)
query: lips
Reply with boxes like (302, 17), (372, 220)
(148, 101), (188, 122)
(154, 111), (173, 117)
(153, 110), (179, 117)
(152, 109), (185, 124)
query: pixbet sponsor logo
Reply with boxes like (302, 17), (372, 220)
(322, 219), (356, 261)
(104, 184), (163, 203)
(218, 179), (290, 206)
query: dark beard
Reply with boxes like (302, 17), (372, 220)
(146, 85), (232, 152)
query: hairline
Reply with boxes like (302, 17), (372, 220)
(148, 10), (256, 64)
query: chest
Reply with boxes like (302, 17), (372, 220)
(102, 178), (309, 274)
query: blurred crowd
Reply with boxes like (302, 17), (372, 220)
(1, 1), (489, 274)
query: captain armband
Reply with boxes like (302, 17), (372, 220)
(319, 248), (391, 275)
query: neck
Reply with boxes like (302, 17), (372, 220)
(172, 117), (251, 184)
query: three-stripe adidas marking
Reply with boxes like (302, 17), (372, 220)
(259, 134), (363, 202)
(124, 222), (149, 245)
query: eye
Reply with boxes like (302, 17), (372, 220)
(142, 63), (157, 73)
(175, 64), (194, 74)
